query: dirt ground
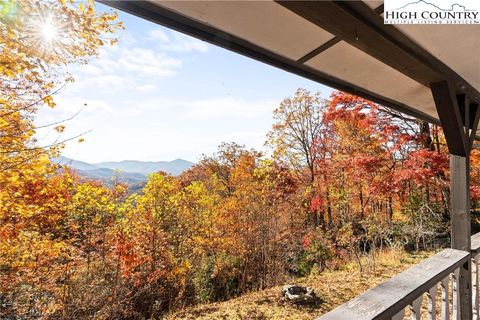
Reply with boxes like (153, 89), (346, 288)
(165, 249), (432, 320)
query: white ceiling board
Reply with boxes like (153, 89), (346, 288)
(395, 25), (480, 93)
(157, 1), (335, 61)
(306, 41), (437, 119)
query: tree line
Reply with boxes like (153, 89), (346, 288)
(2, 1), (480, 319)
(4, 88), (480, 318)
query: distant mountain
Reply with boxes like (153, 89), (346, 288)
(94, 159), (194, 176)
(55, 156), (98, 171)
(52, 156), (194, 185)
(77, 168), (147, 185)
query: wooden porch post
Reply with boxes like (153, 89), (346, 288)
(451, 154), (471, 320)
(432, 80), (480, 320)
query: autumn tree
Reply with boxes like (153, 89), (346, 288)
(0, 0), (121, 170)
(267, 88), (325, 184)
(0, 1), (121, 318)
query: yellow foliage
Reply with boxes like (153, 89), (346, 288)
(0, 1), (122, 317)
(54, 125), (65, 133)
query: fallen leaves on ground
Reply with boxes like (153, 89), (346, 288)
(166, 249), (432, 320)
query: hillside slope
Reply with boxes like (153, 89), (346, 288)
(166, 250), (432, 320)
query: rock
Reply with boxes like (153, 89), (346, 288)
(281, 285), (317, 305)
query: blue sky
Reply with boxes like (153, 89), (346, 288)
(36, 3), (333, 163)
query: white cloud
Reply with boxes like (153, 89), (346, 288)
(61, 26), (210, 99)
(117, 48), (182, 77)
(74, 75), (133, 92)
(80, 64), (104, 77)
(183, 97), (275, 119)
(35, 94), (276, 163)
(149, 29), (169, 42)
(36, 97), (114, 129)
(137, 84), (158, 92)
(34, 97), (117, 155)
(149, 29), (209, 53)
(67, 49), (181, 94)
(69, 34), (185, 89)
(108, 96), (276, 120)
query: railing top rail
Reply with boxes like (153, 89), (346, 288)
(316, 248), (469, 320)
(471, 232), (480, 254)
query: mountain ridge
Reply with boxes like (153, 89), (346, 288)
(52, 156), (194, 184)
(94, 158), (193, 176)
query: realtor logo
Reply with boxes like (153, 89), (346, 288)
(384, 0), (480, 24)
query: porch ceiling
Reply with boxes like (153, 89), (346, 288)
(100, 0), (480, 134)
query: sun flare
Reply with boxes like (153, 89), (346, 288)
(40, 20), (58, 42)
(27, 12), (65, 55)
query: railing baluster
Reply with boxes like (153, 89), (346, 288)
(428, 284), (437, 320)
(473, 255), (479, 320)
(411, 295), (423, 320)
(453, 270), (459, 320)
(392, 309), (405, 320)
(441, 276), (450, 320)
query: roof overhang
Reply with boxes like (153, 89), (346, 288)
(100, 0), (480, 135)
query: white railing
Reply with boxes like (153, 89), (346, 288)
(316, 248), (470, 320)
(471, 233), (480, 320)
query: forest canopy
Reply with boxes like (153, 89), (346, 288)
(2, 1), (480, 319)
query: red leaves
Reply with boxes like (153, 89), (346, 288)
(472, 186), (480, 202)
(394, 150), (448, 188)
(301, 234), (311, 249)
(310, 195), (324, 212)
(307, 91), (454, 224)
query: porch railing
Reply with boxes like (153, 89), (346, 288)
(471, 232), (480, 319)
(316, 247), (473, 320)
